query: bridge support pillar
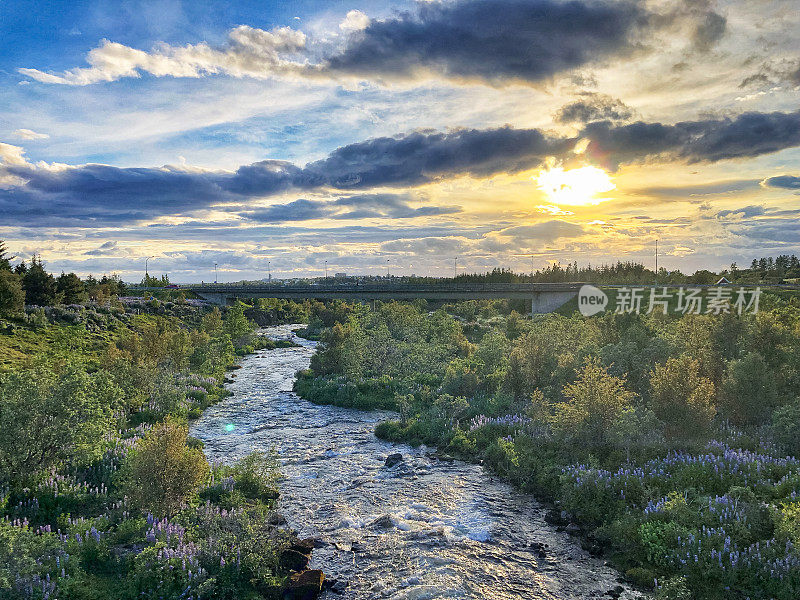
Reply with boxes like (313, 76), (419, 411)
(195, 292), (229, 306)
(531, 291), (577, 315)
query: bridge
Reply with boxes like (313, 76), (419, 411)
(188, 282), (583, 314)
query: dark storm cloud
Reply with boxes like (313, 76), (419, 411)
(554, 93), (635, 124)
(0, 163), (228, 226)
(83, 241), (119, 256)
(245, 198), (328, 222)
(689, 7), (726, 52)
(4, 108), (800, 228)
(301, 127), (570, 188)
(739, 59), (800, 89)
(581, 109), (800, 168)
(760, 175), (800, 190)
(496, 220), (587, 242)
(325, 0), (649, 85)
(242, 193), (461, 223)
(716, 205), (766, 219)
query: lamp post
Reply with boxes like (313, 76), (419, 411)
(268, 261), (271, 281)
(325, 260), (328, 279)
(454, 257), (458, 279)
(386, 259), (390, 278)
(655, 239), (658, 285)
(214, 263), (218, 284)
(145, 256), (154, 282)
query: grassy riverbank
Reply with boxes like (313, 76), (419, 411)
(294, 297), (800, 600)
(0, 300), (315, 599)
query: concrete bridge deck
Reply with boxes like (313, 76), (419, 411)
(187, 282), (583, 314)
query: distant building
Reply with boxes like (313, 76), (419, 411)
(334, 272), (347, 279)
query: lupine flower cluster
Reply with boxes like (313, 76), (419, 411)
(644, 493), (752, 526)
(35, 473), (108, 499)
(563, 439), (800, 599)
(469, 413), (530, 432)
(666, 527), (800, 589)
(564, 443), (800, 504)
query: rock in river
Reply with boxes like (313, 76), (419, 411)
(283, 569), (324, 599)
(384, 452), (404, 467)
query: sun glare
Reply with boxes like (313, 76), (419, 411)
(535, 165), (615, 206)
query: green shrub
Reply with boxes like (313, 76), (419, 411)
(232, 452), (280, 502)
(121, 419), (209, 517)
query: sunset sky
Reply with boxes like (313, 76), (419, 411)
(1, 0), (798, 281)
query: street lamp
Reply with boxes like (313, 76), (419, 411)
(387, 259), (390, 278)
(214, 263), (218, 284)
(325, 260), (328, 279)
(268, 261), (271, 281)
(145, 256), (154, 281)
(454, 257), (458, 279)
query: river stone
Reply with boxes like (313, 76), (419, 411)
(369, 514), (394, 529)
(268, 512), (287, 525)
(290, 537), (317, 554)
(280, 548), (311, 572)
(384, 453), (403, 467)
(283, 569), (324, 599)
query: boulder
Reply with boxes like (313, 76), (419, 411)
(280, 537), (316, 572)
(368, 514), (394, 529)
(280, 549), (311, 572)
(268, 512), (287, 525)
(384, 453), (404, 467)
(544, 509), (568, 525)
(290, 537), (317, 554)
(283, 570), (324, 600)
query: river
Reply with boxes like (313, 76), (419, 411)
(190, 325), (646, 600)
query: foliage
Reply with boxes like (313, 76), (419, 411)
(295, 295), (800, 600)
(0, 240), (13, 271)
(56, 272), (88, 304)
(0, 365), (118, 481)
(771, 399), (800, 456)
(649, 355), (716, 440)
(0, 269), (24, 316)
(551, 357), (634, 449)
(121, 419), (210, 517)
(22, 256), (60, 307)
(720, 352), (777, 426)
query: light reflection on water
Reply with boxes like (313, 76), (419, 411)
(190, 325), (646, 600)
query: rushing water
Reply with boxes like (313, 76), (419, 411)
(190, 325), (647, 600)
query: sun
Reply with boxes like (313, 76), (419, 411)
(535, 165), (615, 206)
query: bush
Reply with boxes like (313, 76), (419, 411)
(551, 357), (635, 449)
(232, 452), (280, 502)
(650, 355), (716, 440)
(721, 352), (778, 426)
(0, 366), (117, 481)
(771, 399), (800, 456)
(0, 269), (24, 316)
(122, 419), (210, 517)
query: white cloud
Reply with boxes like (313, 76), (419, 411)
(0, 142), (31, 188)
(339, 10), (370, 32)
(0, 142), (29, 166)
(13, 128), (50, 140)
(18, 26), (309, 85)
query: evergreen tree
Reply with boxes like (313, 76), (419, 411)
(57, 272), (88, 304)
(0, 270), (24, 315)
(13, 261), (27, 276)
(0, 240), (12, 271)
(22, 256), (60, 306)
